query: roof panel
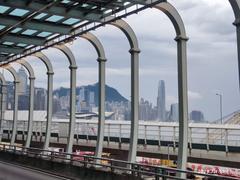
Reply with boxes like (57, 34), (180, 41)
(9, 8), (29, 17)
(46, 15), (64, 22)
(0, 5), (10, 13)
(37, 31), (52, 37)
(16, 43), (28, 47)
(0, 0), (163, 64)
(22, 29), (38, 35)
(33, 13), (48, 20)
(11, 27), (22, 33)
(0, 25), (6, 30)
(62, 18), (80, 25)
(2, 41), (14, 46)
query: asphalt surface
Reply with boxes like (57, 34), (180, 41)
(0, 161), (71, 180)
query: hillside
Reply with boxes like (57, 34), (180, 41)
(53, 83), (128, 105)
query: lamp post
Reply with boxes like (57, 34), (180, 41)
(216, 93), (223, 124)
(216, 93), (223, 144)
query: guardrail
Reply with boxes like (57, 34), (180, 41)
(0, 143), (238, 180)
(2, 119), (240, 152)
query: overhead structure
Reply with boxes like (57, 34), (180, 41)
(0, 0), (164, 64)
(0, 0), (192, 176)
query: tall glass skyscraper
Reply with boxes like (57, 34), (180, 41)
(157, 80), (166, 121)
(18, 66), (28, 95)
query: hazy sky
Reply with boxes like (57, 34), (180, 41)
(2, 0), (240, 121)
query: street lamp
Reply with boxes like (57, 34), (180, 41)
(216, 93), (223, 144)
(216, 93), (223, 124)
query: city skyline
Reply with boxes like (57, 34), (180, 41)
(10, 68), (205, 122)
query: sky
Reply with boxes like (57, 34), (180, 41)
(2, 0), (240, 121)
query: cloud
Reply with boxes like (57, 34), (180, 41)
(188, 91), (202, 100)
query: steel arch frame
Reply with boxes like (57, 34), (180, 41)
(1, 66), (20, 145)
(16, 60), (35, 148)
(33, 52), (54, 150)
(80, 32), (107, 159)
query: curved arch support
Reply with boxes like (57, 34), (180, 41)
(0, 73), (6, 142)
(33, 52), (54, 150)
(2, 66), (20, 145)
(154, 2), (189, 175)
(110, 19), (140, 163)
(229, 0), (240, 89)
(54, 44), (77, 154)
(35, 52), (54, 74)
(80, 32), (106, 59)
(17, 60), (35, 148)
(80, 32), (107, 159)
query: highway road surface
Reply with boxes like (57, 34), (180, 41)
(0, 161), (71, 180)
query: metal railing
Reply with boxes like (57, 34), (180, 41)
(2, 119), (239, 150)
(0, 143), (238, 180)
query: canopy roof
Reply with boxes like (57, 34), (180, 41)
(0, 0), (162, 65)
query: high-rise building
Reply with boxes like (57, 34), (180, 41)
(190, 110), (204, 123)
(34, 88), (47, 110)
(157, 80), (166, 121)
(169, 103), (179, 122)
(18, 66), (28, 95)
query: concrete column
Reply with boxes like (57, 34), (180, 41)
(34, 52), (54, 150)
(25, 76), (35, 148)
(95, 58), (106, 159)
(128, 48), (140, 163)
(54, 44), (77, 154)
(175, 36), (189, 171)
(43, 71), (53, 150)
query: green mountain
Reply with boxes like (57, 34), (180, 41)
(53, 83), (128, 105)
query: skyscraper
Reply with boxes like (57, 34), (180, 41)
(169, 103), (179, 122)
(190, 110), (204, 123)
(157, 80), (166, 121)
(18, 66), (28, 95)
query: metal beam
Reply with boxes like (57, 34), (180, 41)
(0, 15), (71, 34)
(1, 34), (45, 46)
(0, 45), (24, 54)
(0, 1), (101, 22)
